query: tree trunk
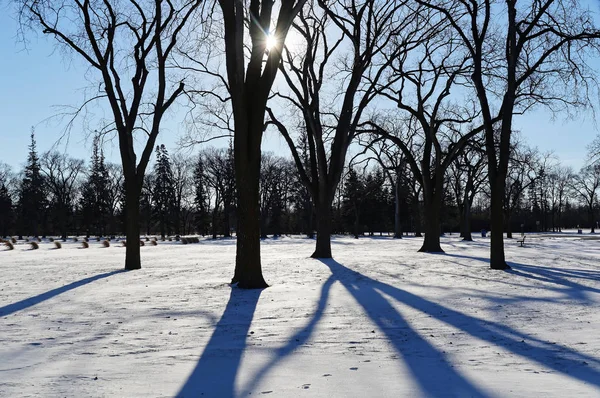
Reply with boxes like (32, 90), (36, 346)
(589, 207), (595, 233)
(224, 203), (232, 237)
(394, 177), (402, 239)
(462, 198), (473, 241)
(231, 118), (268, 289)
(413, 203), (422, 237)
(505, 210), (513, 239)
(489, 177), (509, 269)
(124, 178), (141, 270)
(312, 198), (332, 258)
(60, 202), (68, 241)
(304, 197), (314, 238)
(418, 189), (443, 252)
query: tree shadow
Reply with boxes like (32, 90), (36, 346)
(319, 260), (600, 389)
(320, 259), (490, 397)
(176, 287), (262, 398)
(238, 259), (489, 397)
(239, 275), (336, 396)
(444, 252), (600, 301)
(0, 270), (125, 317)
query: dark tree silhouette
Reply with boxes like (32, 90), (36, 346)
(19, 0), (203, 269)
(211, 0), (308, 287)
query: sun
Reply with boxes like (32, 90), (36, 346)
(265, 33), (278, 52)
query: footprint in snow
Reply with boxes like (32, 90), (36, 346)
(349, 367), (358, 371)
(261, 391), (273, 394)
(323, 374), (332, 377)
(302, 384), (311, 389)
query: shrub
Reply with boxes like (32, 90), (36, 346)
(49, 237), (54, 242)
(11, 237), (17, 244)
(102, 240), (110, 248)
(181, 237), (188, 244)
(140, 240), (145, 247)
(30, 241), (39, 250)
(150, 240), (157, 246)
(4, 241), (14, 250)
(122, 241), (127, 247)
(81, 241), (89, 249)
(54, 241), (62, 249)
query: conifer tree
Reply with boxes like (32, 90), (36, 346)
(80, 136), (111, 237)
(342, 168), (365, 239)
(18, 129), (46, 237)
(0, 182), (12, 237)
(153, 145), (176, 239)
(193, 154), (210, 236)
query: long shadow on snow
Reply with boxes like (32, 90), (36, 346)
(176, 287), (262, 398)
(0, 270), (125, 317)
(321, 260), (600, 389)
(320, 259), (490, 397)
(445, 253), (600, 300)
(239, 275), (336, 396)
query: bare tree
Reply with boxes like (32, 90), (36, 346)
(201, 147), (235, 239)
(571, 164), (600, 233)
(503, 140), (539, 238)
(418, 0), (600, 268)
(209, 0), (308, 287)
(171, 154), (194, 235)
(268, 0), (410, 257)
(547, 164), (572, 232)
(368, 20), (489, 252)
(106, 163), (124, 236)
(19, 0), (203, 269)
(449, 139), (487, 241)
(40, 151), (84, 240)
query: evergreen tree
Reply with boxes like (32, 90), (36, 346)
(18, 129), (46, 237)
(80, 136), (111, 236)
(0, 182), (12, 237)
(342, 168), (365, 238)
(193, 154), (210, 236)
(153, 145), (176, 239)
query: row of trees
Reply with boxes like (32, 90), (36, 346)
(16, 0), (600, 286)
(3, 131), (600, 242)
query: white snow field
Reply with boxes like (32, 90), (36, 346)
(1, 234), (599, 397)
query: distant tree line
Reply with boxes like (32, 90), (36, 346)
(2, 131), (600, 240)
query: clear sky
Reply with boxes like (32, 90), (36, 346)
(1, 5), (599, 173)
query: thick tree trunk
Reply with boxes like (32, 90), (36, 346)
(394, 178), (402, 239)
(231, 118), (268, 289)
(462, 199), (473, 241)
(489, 177), (509, 269)
(124, 178), (141, 270)
(312, 199), (332, 258)
(418, 189), (443, 252)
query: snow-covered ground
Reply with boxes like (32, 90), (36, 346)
(1, 233), (599, 397)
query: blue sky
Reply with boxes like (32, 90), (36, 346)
(1, 6), (598, 173)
